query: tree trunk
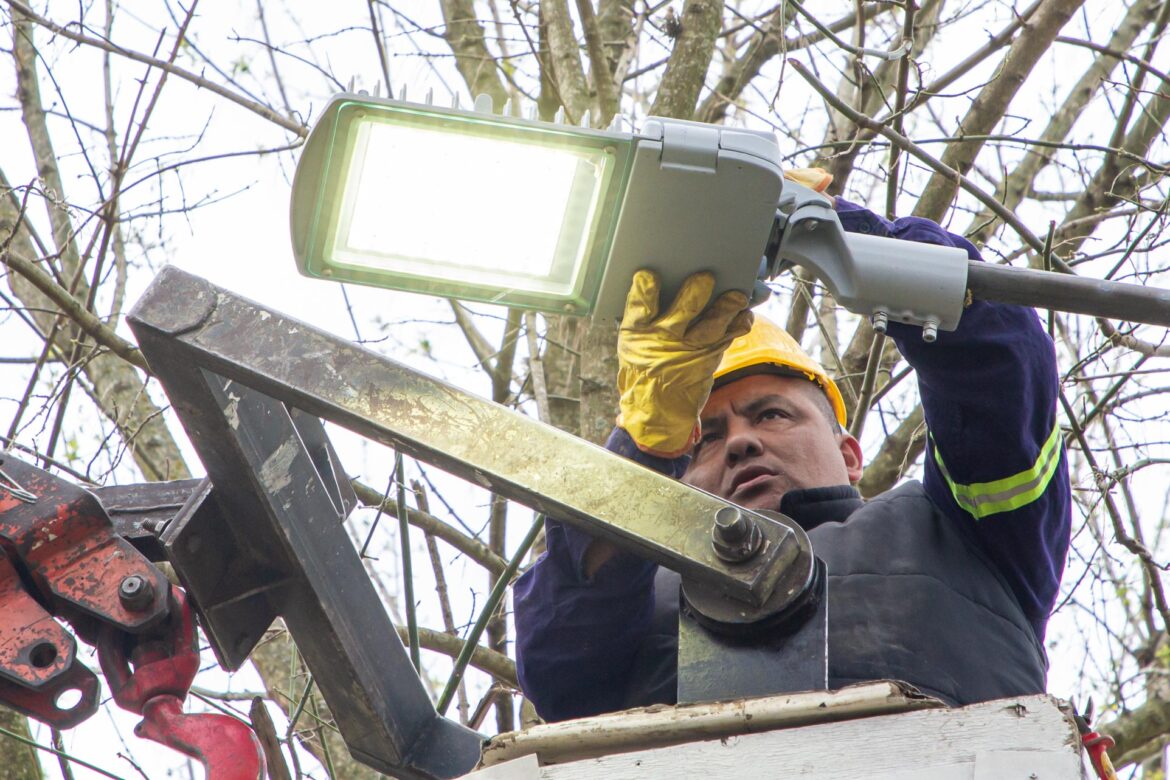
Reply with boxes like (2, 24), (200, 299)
(0, 708), (41, 780)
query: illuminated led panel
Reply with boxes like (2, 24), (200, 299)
(292, 97), (633, 314)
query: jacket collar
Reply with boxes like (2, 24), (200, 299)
(778, 485), (862, 531)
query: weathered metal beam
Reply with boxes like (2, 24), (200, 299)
(127, 314), (482, 776)
(125, 267), (830, 776)
(93, 479), (201, 561)
(127, 266), (813, 610)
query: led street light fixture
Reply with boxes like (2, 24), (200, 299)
(291, 91), (1170, 338)
(291, 93), (788, 319)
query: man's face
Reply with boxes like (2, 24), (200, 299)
(683, 374), (863, 510)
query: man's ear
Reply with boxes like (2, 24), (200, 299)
(838, 433), (864, 484)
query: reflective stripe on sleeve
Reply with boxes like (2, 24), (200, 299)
(931, 421), (1063, 520)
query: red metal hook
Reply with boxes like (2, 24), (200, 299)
(1082, 731), (1118, 780)
(98, 586), (265, 780)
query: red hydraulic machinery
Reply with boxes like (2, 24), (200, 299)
(0, 457), (265, 778)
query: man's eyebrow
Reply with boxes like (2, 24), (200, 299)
(698, 411), (725, 429)
(741, 394), (794, 416)
(700, 394), (795, 428)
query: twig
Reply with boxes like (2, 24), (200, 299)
(352, 478), (507, 577)
(486, 492), (513, 730)
(1105, 458), (1170, 485)
(408, 624), (519, 686)
(190, 686), (269, 701)
(3, 189), (66, 447)
(469, 685), (504, 731)
(7, 0), (306, 136)
(848, 330), (885, 439)
(1075, 356), (1149, 436)
(250, 697), (293, 780)
(0, 249), (147, 369)
(783, 270), (813, 343)
(525, 312), (552, 423)
(436, 513), (544, 715)
(285, 676), (316, 739)
(42, 347), (90, 466)
(868, 365), (913, 408)
(0, 724), (124, 780)
(367, 0), (393, 89)
(413, 479), (470, 723)
(395, 452), (422, 670)
(1060, 389), (1170, 634)
(0, 434), (97, 482)
(1043, 221), (1056, 336)
(450, 299), (498, 370)
(884, 1), (916, 220)
(789, 59), (1046, 255)
(796, 280), (855, 413)
(493, 308), (523, 402)
(359, 472), (394, 558)
(788, 0), (910, 60)
(52, 728), (77, 780)
(305, 689), (337, 779)
(256, 0), (296, 120)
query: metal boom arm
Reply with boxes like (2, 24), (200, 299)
(126, 266), (819, 778)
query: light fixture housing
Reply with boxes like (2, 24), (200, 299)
(290, 93), (786, 319)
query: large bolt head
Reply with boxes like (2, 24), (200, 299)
(118, 574), (154, 612)
(713, 506), (748, 542)
(711, 506), (764, 562)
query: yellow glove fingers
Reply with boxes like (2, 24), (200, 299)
(657, 272), (715, 338)
(727, 309), (754, 342)
(783, 167), (833, 193)
(685, 288), (751, 346)
(621, 269), (661, 330)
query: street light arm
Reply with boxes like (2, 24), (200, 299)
(769, 180), (1170, 333)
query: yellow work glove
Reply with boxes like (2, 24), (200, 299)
(616, 270), (753, 457)
(783, 166), (833, 194)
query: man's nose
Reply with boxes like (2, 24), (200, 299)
(724, 423), (763, 466)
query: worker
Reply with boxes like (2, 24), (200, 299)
(512, 185), (1071, 723)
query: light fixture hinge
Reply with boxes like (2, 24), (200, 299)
(658, 121), (719, 173)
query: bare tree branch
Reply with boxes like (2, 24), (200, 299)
(913, 0), (1087, 222)
(966, 0), (1161, 245)
(6, 0), (305, 136)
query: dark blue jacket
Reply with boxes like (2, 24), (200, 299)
(513, 202), (1071, 722)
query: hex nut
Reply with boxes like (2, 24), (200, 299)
(118, 574), (154, 612)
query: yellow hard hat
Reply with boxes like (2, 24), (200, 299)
(713, 315), (848, 427)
